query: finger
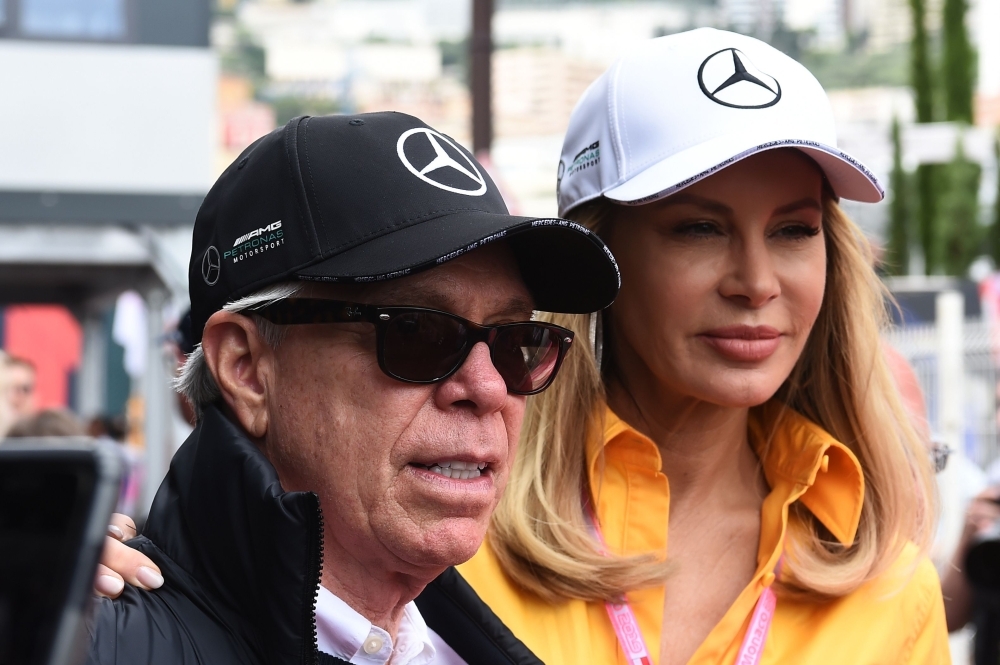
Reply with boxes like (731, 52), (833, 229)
(109, 513), (138, 540)
(972, 516), (995, 533)
(977, 486), (1000, 501)
(94, 564), (125, 598)
(101, 536), (163, 591)
(969, 502), (1000, 523)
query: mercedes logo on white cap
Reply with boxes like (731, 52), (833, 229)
(202, 246), (221, 286)
(396, 128), (488, 196)
(698, 48), (781, 109)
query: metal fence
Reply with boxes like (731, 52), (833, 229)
(884, 318), (1000, 470)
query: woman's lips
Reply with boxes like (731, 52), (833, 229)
(698, 325), (782, 362)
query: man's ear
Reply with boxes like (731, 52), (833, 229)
(200, 311), (272, 439)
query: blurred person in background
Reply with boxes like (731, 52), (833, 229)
(6, 409), (85, 437)
(88, 414), (143, 517)
(165, 309), (198, 427)
(86, 112), (619, 665)
(87, 414), (128, 442)
(883, 297), (1000, 660)
(5, 356), (37, 422)
(941, 460), (1000, 664)
(0, 351), (11, 436)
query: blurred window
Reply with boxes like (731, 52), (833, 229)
(18, 0), (126, 40)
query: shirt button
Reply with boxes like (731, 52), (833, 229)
(363, 635), (384, 654)
(820, 454), (830, 473)
(762, 572), (776, 587)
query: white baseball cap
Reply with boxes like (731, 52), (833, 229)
(556, 28), (883, 216)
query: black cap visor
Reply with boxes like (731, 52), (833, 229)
(295, 211), (620, 314)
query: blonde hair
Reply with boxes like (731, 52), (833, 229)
(488, 194), (935, 603)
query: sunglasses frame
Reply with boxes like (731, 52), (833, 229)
(252, 298), (575, 395)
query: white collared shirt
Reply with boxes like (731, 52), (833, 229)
(315, 585), (467, 665)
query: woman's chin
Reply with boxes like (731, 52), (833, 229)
(694, 375), (787, 410)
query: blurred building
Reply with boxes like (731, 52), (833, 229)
(493, 2), (694, 67)
(860, 0), (914, 53)
(493, 48), (605, 139)
(223, 0), (471, 142)
(218, 74), (276, 174)
(0, 0), (215, 514)
(723, 0), (786, 41)
(972, 0), (1000, 127)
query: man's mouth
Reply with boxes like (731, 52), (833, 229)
(411, 460), (489, 479)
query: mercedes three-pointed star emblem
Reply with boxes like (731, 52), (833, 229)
(396, 128), (488, 196)
(202, 246), (221, 286)
(697, 48), (782, 109)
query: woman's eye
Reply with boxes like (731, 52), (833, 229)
(773, 223), (821, 240)
(674, 221), (723, 238)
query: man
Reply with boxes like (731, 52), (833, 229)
(6, 356), (36, 421)
(87, 112), (619, 664)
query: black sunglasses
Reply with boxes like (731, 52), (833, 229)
(252, 298), (574, 395)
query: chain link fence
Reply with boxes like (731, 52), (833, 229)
(884, 319), (1000, 470)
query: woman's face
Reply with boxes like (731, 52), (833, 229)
(606, 149), (826, 409)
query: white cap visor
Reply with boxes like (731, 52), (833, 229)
(603, 128), (884, 206)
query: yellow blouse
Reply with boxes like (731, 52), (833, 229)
(458, 404), (949, 664)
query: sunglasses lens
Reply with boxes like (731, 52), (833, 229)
(383, 311), (468, 381)
(493, 326), (563, 394)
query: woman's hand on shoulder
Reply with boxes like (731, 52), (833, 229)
(94, 513), (164, 598)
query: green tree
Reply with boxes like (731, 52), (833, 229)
(267, 97), (341, 125)
(990, 133), (1000, 265)
(916, 165), (941, 273)
(909, 0), (940, 273)
(908, 0), (935, 123)
(942, 0), (976, 123)
(220, 28), (267, 86)
(939, 136), (983, 275)
(885, 117), (911, 275)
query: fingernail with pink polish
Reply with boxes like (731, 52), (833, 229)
(107, 524), (124, 540)
(96, 575), (124, 597)
(136, 566), (164, 589)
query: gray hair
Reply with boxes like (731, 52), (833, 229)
(174, 282), (304, 417)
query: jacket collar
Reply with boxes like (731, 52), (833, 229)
(588, 400), (865, 547)
(143, 404), (324, 663)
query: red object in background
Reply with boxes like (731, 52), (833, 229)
(223, 103), (277, 152)
(4, 305), (82, 410)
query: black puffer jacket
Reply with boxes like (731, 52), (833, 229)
(86, 405), (542, 665)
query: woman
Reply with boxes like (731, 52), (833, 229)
(99, 29), (946, 663)
(455, 28), (946, 664)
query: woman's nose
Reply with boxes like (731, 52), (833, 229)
(719, 237), (781, 308)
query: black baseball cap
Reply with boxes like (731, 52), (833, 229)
(189, 112), (620, 342)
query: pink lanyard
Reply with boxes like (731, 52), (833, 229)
(585, 505), (778, 665)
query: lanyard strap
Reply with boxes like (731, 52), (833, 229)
(585, 503), (653, 665)
(584, 504), (778, 665)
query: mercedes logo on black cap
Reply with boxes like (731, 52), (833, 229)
(698, 48), (781, 109)
(202, 246), (221, 286)
(396, 128), (488, 196)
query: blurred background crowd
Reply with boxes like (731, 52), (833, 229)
(0, 0), (999, 660)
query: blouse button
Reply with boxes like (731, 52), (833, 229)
(820, 454), (830, 473)
(762, 572), (776, 587)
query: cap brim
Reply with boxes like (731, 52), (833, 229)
(295, 210), (620, 314)
(602, 130), (883, 207)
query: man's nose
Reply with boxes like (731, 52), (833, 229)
(718, 236), (781, 308)
(434, 342), (509, 415)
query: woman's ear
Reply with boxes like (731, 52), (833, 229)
(200, 311), (272, 439)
